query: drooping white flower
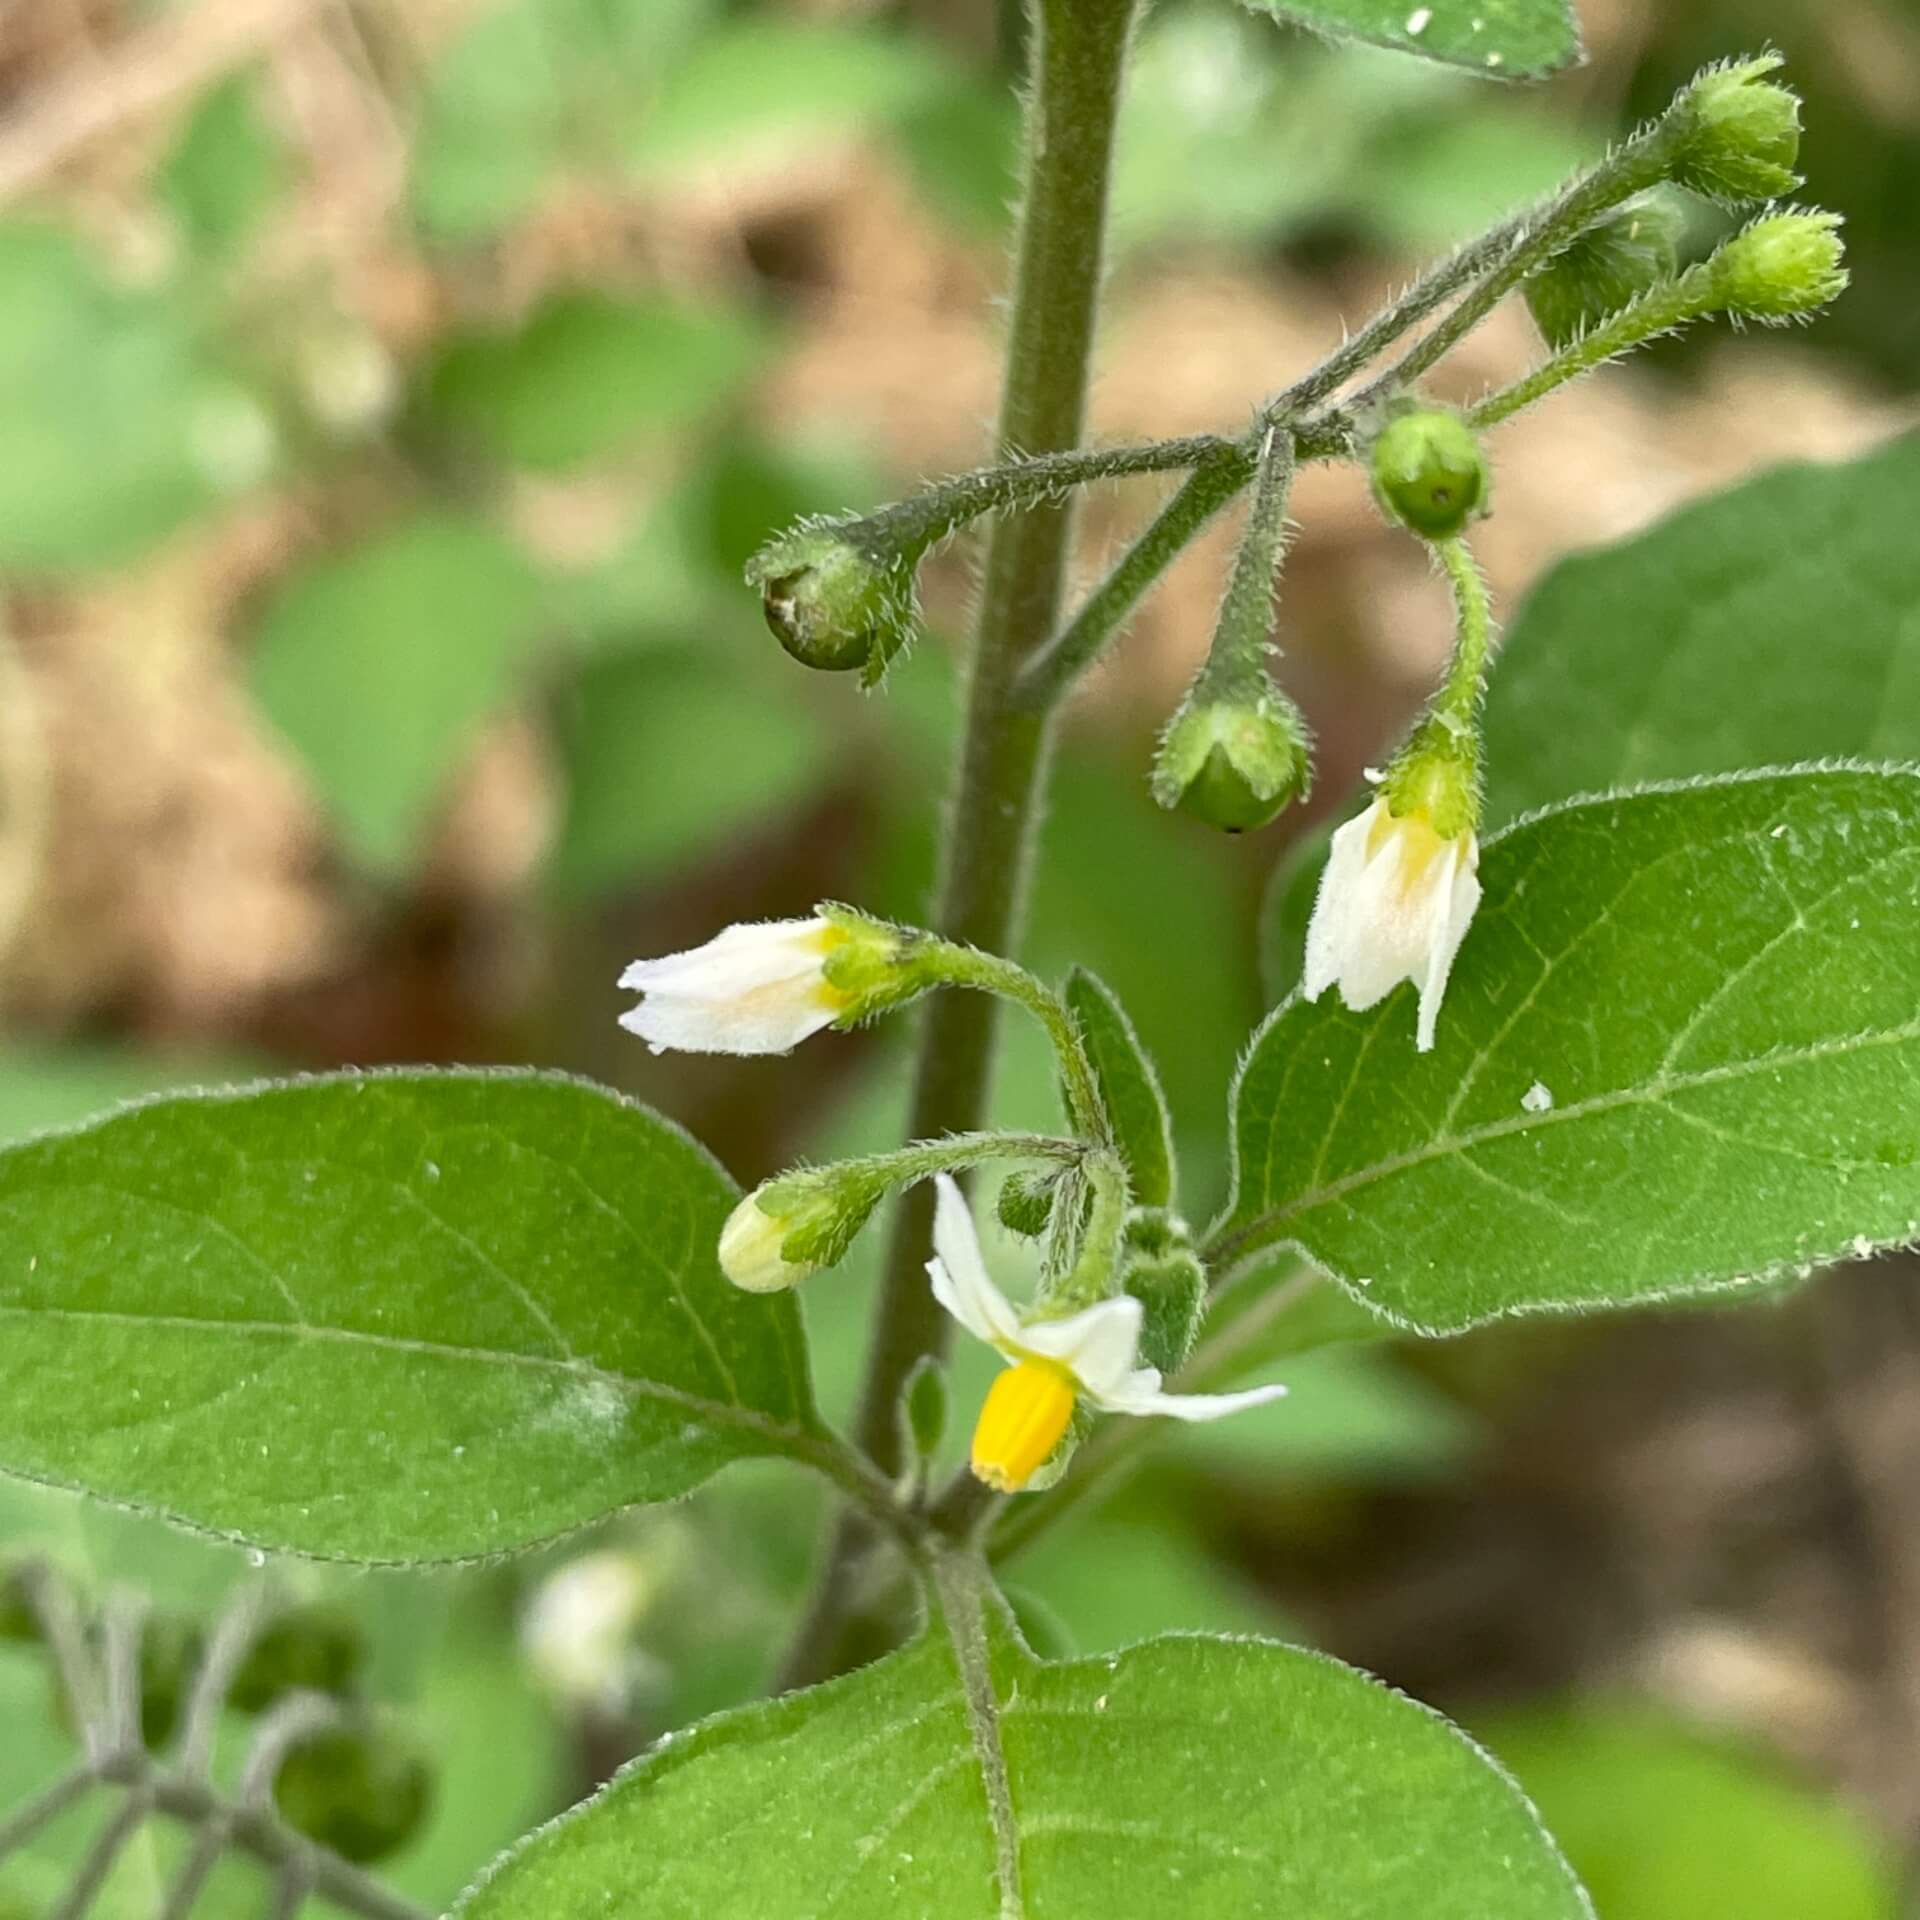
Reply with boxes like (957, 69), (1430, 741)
(1303, 794), (1481, 1052)
(520, 1549), (658, 1717)
(618, 917), (850, 1056)
(924, 1175), (1286, 1492)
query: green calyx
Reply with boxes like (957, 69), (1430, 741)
(1709, 208), (1848, 323)
(1382, 714), (1482, 840)
(1672, 54), (1803, 205)
(748, 1166), (885, 1275)
(745, 525), (917, 686)
(1526, 196), (1684, 351)
(998, 1166), (1063, 1239)
(1369, 406), (1489, 542)
(818, 903), (928, 1026)
(1152, 687), (1313, 833)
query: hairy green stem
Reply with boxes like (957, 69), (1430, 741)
(1190, 427), (1297, 698)
(1431, 534), (1496, 728)
(778, 0), (1138, 1694)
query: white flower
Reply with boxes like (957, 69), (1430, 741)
(1303, 794), (1481, 1052)
(924, 1175), (1286, 1492)
(618, 917), (849, 1056)
(520, 1550), (658, 1716)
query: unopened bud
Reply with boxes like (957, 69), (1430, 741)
(1709, 208), (1847, 323)
(745, 526), (916, 685)
(1526, 196), (1683, 350)
(997, 1168), (1060, 1240)
(720, 1164), (883, 1294)
(1120, 1210), (1205, 1374)
(1369, 407), (1488, 542)
(1672, 54), (1802, 205)
(232, 1602), (368, 1714)
(1152, 689), (1312, 833)
(899, 1355), (950, 1467)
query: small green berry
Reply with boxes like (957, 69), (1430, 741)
(1152, 690), (1313, 833)
(1369, 408), (1488, 542)
(273, 1719), (433, 1865)
(745, 527), (916, 683)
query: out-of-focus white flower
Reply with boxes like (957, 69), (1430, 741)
(520, 1550), (655, 1717)
(618, 917), (849, 1056)
(1303, 794), (1481, 1052)
(718, 1193), (805, 1293)
(924, 1175), (1286, 1492)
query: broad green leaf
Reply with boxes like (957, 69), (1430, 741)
(0, 1071), (819, 1562)
(1485, 436), (1920, 824)
(158, 75), (287, 262)
(0, 222), (268, 575)
(457, 1622), (1588, 1919)
(249, 517), (545, 876)
(419, 293), (766, 472)
(1222, 769), (1920, 1332)
(1064, 968), (1176, 1210)
(1236, 0), (1582, 77)
(550, 648), (833, 901)
(1483, 1704), (1897, 1920)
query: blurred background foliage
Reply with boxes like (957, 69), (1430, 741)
(0, 0), (1916, 1914)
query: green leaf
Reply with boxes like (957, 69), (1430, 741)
(0, 1070), (820, 1562)
(249, 516), (545, 876)
(419, 293), (766, 472)
(457, 1622), (1588, 1918)
(550, 648), (833, 902)
(157, 75), (287, 262)
(1482, 1704), (1897, 1920)
(0, 221), (269, 575)
(1485, 437), (1920, 825)
(1064, 968), (1176, 1210)
(1235, 0), (1582, 77)
(1222, 769), (1920, 1332)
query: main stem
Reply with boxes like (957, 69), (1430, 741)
(780, 0), (1136, 1690)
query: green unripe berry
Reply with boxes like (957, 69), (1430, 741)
(1709, 209), (1848, 322)
(231, 1603), (368, 1714)
(1672, 55), (1802, 205)
(272, 1719), (433, 1865)
(899, 1355), (949, 1467)
(745, 527), (916, 685)
(1369, 407), (1488, 542)
(1152, 690), (1312, 834)
(1525, 196), (1683, 350)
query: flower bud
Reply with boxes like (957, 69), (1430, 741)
(718, 1167), (882, 1293)
(272, 1717), (433, 1865)
(1671, 55), (1802, 204)
(1369, 406), (1488, 541)
(996, 1167), (1060, 1240)
(231, 1601), (368, 1713)
(1120, 1210), (1206, 1375)
(1525, 196), (1683, 350)
(899, 1354), (950, 1467)
(745, 525), (916, 685)
(1152, 689), (1312, 833)
(1708, 208), (1847, 323)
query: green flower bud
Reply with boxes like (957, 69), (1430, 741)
(816, 903), (931, 1024)
(230, 1602), (368, 1714)
(1525, 196), (1684, 350)
(1120, 1209), (1205, 1375)
(1152, 689), (1313, 833)
(899, 1355), (950, 1468)
(1381, 712), (1482, 841)
(744, 525), (917, 686)
(996, 1167), (1060, 1240)
(1672, 54), (1802, 205)
(719, 1165), (883, 1293)
(272, 1717), (433, 1865)
(1708, 208), (1848, 323)
(1369, 407), (1489, 542)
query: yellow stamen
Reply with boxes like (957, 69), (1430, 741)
(970, 1357), (1077, 1493)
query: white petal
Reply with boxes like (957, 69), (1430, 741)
(1094, 1375), (1290, 1422)
(1414, 837), (1481, 1053)
(1302, 803), (1379, 1002)
(1015, 1294), (1144, 1395)
(925, 1174), (1022, 1350)
(617, 918), (838, 1055)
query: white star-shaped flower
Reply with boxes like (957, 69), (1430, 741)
(1303, 793), (1481, 1052)
(925, 1175), (1286, 1492)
